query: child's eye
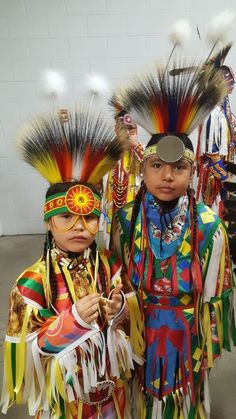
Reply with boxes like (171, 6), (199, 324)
(61, 214), (72, 219)
(86, 214), (97, 222)
(175, 162), (187, 170)
(152, 162), (161, 168)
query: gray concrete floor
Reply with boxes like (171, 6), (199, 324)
(0, 235), (236, 418)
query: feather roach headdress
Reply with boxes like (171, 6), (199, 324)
(18, 109), (127, 219)
(110, 60), (231, 163)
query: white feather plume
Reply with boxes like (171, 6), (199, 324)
(40, 69), (67, 99)
(168, 19), (192, 46)
(207, 9), (236, 44)
(84, 73), (110, 97)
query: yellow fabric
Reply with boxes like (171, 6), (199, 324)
(126, 293), (145, 358)
(45, 362), (52, 410)
(202, 303), (214, 367)
(5, 342), (14, 402)
(111, 392), (122, 419)
(54, 359), (67, 400)
(15, 305), (33, 396)
(214, 300), (223, 352)
(77, 399), (83, 418)
(60, 264), (77, 303)
(218, 232), (226, 297)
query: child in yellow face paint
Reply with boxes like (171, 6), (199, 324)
(1, 110), (143, 419)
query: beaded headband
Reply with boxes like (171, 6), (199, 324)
(44, 185), (101, 220)
(143, 135), (195, 164)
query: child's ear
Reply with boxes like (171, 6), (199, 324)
(46, 220), (51, 231)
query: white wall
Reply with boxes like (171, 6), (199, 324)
(0, 0), (236, 235)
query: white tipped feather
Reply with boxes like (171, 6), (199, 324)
(168, 19), (192, 46)
(40, 69), (67, 99)
(84, 73), (110, 97)
(207, 10), (236, 44)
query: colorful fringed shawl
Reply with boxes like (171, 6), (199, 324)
(1, 248), (142, 419)
(112, 194), (236, 418)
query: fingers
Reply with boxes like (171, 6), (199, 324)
(111, 283), (123, 295)
(75, 287), (123, 324)
(100, 288), (123, 320)
(75, 293), (100, 323)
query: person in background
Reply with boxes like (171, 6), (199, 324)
(197, 44), (236, 217)
(1, 110), (143, 419)
(103, 110), (144, 245)
(110, 59), (236, 418)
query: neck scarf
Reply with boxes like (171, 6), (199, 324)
(144, 192), (189, 259)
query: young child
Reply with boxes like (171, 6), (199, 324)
(110, 61), (236, 418)
(1, 110), (143, 418)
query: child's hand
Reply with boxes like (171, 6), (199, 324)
(100, 284), (123, 321)
(75, 293), (100, 324)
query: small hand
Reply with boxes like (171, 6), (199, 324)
(100, 284), (123, 321)
(75, 293), (100, 324)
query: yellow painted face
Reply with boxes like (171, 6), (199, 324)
(48, 212), (99, 254)
(51, 213), (99, 234)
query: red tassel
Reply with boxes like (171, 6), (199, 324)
(171, 254), (179, 296)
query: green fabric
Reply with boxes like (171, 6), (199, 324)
(17, 277), (44, 296)
(44, 206), (69, 221)
(222, 292), (231, 351)
(59, 395), (66, 419)
(39, 308), (55, 318)
(45, 192), (65, 203)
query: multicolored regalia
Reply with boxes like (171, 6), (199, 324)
(112, 193), (236, 418)
(2, 247), (143, 418)
(0, 109), (144, 418)
(108, 48), (236, 417)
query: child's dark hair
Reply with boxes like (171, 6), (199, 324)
(45, 181), (101, 199)
(187, 187), (198, 259)
(129, 181), (146, 249)
(43, 230), (57, 303)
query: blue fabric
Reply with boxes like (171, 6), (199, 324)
(144, 192), (189, 259)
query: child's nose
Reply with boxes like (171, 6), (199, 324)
(73, 217), (84, 230)
(162, 165), (174, 180)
